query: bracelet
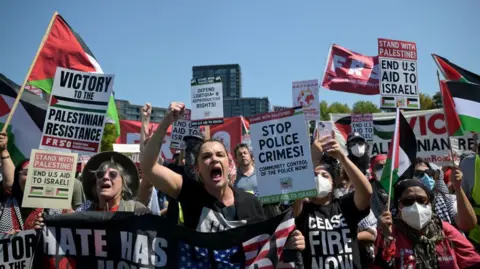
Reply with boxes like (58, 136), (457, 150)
(1, 155), (10, 160)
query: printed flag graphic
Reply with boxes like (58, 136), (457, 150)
(432, 54), (480, 84)
(30, 186), (44, 195)
(441, 81), (480, 134)
(26, 13), (120, 136)
(0, 74), (47, 165)
(56, 188), (69, 197)
(379, 109), (417, 194)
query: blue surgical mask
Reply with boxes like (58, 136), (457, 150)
(420, 174), (435, 190)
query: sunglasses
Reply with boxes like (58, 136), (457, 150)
(95, 170), (119, 180)
(18, 170), (28, 176)
(400, 197), (429, 206)
(414, 169), (432, 178)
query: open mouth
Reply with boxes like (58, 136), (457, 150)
(100, 182), (112, 190)
(210, 165), (223, 182)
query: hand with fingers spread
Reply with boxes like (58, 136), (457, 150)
(285, 230), (306, 251)
(165, 102), (185, 124)
(379, 211), (393, 237)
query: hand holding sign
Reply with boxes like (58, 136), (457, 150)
(166, 102), (185, 124)
(0, 131), (8, 152)
(34, 212), (45, 230)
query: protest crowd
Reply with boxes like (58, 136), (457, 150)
(2, 12), (480, 269)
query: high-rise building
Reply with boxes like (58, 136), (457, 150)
(223, 97), (270, 117)
(115, 99), (167, 122)
(192, 64), (242, 99)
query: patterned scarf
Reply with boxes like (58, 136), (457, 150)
(371, 180), (390, 218)
(394, 214), (447, 269)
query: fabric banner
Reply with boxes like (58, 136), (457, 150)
(117, 117), (244, 160)
(331, 109), (477, 166)
(32, 211), (296, 268)
(321, 44), (380, 95)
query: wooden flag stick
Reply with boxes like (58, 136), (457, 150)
(436, 71), (457, 167)
(2, 11), (58, 133)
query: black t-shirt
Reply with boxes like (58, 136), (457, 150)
(177, 176), (266, 230)
(296, 192), (369, 269)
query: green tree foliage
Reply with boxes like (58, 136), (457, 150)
(419, 93), (436, 110)
(433, 91), (443, 108)
(320, 100), (329, 120)
(100, 123), (117, 152)
(352, 101), (381, 114)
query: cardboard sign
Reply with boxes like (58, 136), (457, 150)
(170, 109), (200, 149)
(351, 113), (374, 141)
(292, 79), (320, 120)
(22, 150), (78, 209)
(190, 77), (224, 126)
(39, 67), (114, 155)
(0, 230), (38, 267)
(378, 38), (419, 109)
(249, 107), (316, 204)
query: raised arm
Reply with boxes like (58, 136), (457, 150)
(0, 132), (14, 190)
(140, 102), (185, 199)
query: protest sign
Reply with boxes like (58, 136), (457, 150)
(292, 79), (319, 120)
(112, 144), (140, 164)
(170, 109), (200, 149)
(190, 77), (223, 126)
(351, 113), (373, 141)
(39, 67), (114, 155)
(22, 149), (78, 209)
(33, 210), (296, 268)
(241, 134), (252, 151)
(378, 38), (419, 109)
(0, 230), (38, 269)
(272, 105), (290, 112)
(249, 107), (316, 204)
(331, 109), (478, 166)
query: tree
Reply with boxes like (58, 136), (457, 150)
(419, 93), (436, 110)
(100, 123), (117, 152)
(433, 91), (443, 108)
(328, 102), (351, 114)
(319, 100), (330, 120)
(352, 101), (381, 114)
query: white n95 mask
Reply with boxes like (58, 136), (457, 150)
(350, 144), (366, 157)
(315, 174), (332, 198)
(401, 202), (432, 230)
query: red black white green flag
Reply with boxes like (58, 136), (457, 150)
(26, 13), (120, 136)
(441, 81), (480, 135)
(432, 54), (480, 84)
(379, 108), (417, 195)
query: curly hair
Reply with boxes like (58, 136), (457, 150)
(90, 158), (133, 201)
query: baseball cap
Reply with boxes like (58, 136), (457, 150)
(347, 132), (366, 143)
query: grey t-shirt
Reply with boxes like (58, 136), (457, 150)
(234, 171), (258, 194)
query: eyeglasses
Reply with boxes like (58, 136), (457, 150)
(95, 170), (119, 180)
(18, 170), (28, 176)
(400, 197), (429, 206)
(414, 169), (432, 178)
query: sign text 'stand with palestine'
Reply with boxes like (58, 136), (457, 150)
(249, 107), (316, 204)
(39, 67), (114, 155)
(378, 38), (420, 109)
(190, 77), (224, 127)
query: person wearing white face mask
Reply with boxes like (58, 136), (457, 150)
(376, 179), (480, 269)
(293, 131), (372, 269)
(347, 132), (371, 176)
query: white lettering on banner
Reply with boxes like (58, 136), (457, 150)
(308, 214), (353, 269)
(330, 55), (380, 80)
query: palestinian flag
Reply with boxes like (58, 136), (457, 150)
(334, 116), (395, 141)
(379, 109), (417, 195)
(441, 81), (480, 135)
(26, 13), (120, 136)
(0, 74), (47, 165)
(30, 186), (44, 196)
(432, 54), (480, 84)
(56, 188), (69, 197)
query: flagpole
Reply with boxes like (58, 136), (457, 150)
(1, 11), (58, 133)
(386, 107), (400, 210)
(436, 71), (457, 167)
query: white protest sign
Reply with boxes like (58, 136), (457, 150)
(292, 79), (319, 120)
(378, 38), (419, 109)
(113, 144), (140, 163)
(0, 230), (38, 267)
(191, 77), (223, 126)
(39, 67), (114, 155)
(170, 109), (200, 149)
(351, 113), (374, 141)
(241, 134), (252, 151)
(249, 107), (316, 204)
(22, 149), (78, 209)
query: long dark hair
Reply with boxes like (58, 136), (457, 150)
(12, 159), (30, 203)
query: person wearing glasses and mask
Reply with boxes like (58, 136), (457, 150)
(346, 132), (371, 177)
(76, 152), (149, 213)
(375, 179), (480, 269)
(414, 158), (476, 233)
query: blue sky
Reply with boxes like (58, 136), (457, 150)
(1, 1), (478, 109)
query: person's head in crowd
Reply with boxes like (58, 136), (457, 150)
(394, 179), (435, 225)
(82, 152), (139, 209)
(10, 159), (30, 202)
(173, 151), (184, 166)
(312, 163), (335, 204)
(333, 168), (351, 198)
(370, 154), (387, 181)
(183, 134), (205, 180)
(346, 132), (370, 174)
(413, 158), (437, 191)
(194, 139), (231, 192)
(234, 143), (254, 170)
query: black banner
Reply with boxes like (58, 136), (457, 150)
(32, 210), (296, 268)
